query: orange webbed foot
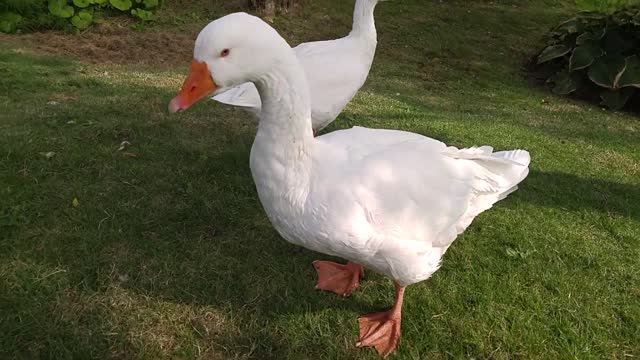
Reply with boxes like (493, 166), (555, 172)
(312, 260), (364, 297)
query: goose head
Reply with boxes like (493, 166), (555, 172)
(169, 12), (291, 113)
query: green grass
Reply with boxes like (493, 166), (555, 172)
(1, 0), (639, 359)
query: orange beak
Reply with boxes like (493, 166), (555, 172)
(169, 59), (217, 113)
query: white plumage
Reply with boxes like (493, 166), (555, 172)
(212, 0), (384, 132)
(170, 11), (531, 358)
(252, 126), (530, 286)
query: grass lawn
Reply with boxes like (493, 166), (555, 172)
(1, 0), (639, 358)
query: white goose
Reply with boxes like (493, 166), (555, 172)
(169, 13), (530, 358)
(211, 0), (385, 133)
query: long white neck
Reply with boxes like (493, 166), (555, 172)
(350, 0), (379, 41)
(249, 53), (314, 214)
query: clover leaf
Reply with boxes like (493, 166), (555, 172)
(48, 0), (75, 18)
(109, 0), (132, 11)
(71, 10), (93, 29)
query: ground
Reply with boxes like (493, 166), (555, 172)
(1, 0), (639, 359)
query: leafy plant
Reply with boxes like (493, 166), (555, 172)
(73, 0), (91, 8)
(131, 8), (152, 21)
(0, 0), (161, 33)
(534, 7), (640, 110)
(0, 11), (23, 33)
(70, 9), (92, 29)
(109, 0), (132, 11)
(48, 0), (74, 18)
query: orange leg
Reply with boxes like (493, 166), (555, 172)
(312, 260), (364, 297)
(356, 283), (405, 358)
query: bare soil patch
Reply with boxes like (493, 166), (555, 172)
(0, 18), (201, 67)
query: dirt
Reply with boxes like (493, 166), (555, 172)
(0, 18), (201, 67)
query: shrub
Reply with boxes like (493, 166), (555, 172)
(534, 4), (640, 110)
(0, 0), (161, 33)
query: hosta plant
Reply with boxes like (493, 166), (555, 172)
(535, 7), (640, 110)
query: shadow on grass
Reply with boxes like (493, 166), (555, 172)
(513, 170), (640, 222)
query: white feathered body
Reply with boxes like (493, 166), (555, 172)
(250, 126), (530, 286)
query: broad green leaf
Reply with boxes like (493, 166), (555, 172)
(93, 0), (107, 4)
(617, 55), (640, 88)
(537, 44), (572, 64)
(569, 44), (604, 71)
(71, 10), (92, 29)
(588, 55), (626, 88)
(0, 11), (22, 33)
(554, 18), (581, 34)
(600, 88), (634, 110)
(603, 29), (629, 52)
(550, 70), (578, 95)
(575, 27), (606, 44)
(109, 0), (132, 11)
(48, 0), (75, 18)
(73, 0), (91, 7)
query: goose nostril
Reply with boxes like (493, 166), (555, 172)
(190, 85), (197, 93)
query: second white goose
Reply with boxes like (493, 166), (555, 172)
(211, 0), (386, 133)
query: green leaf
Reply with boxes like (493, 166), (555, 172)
(143, 0), (158, 8)
(0, 11), (22, 33)
(93, 0), (107, 4)
(131, 8), (153, 21)
(537, 44), (572, 64)
(569, 43), (604, 71)
(575, 27), (606, 44)
(603, 29), (629, 53)
(73, 0), (91, 8)
(72, 197), (80, 208)
(554, 18), (581, 34)
(588, 55), (626, 88)
(71, 10), (93, 29)
(550, 70), (578, 95)
(600, 88), (634, 110)
(48, 0), (75, 18)
(617, 55), (640, 88)
(109, 0), (132, 11)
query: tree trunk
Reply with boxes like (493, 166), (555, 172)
(249, 0), (299, 21)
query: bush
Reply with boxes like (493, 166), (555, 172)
(0, 0), (161, 33)
(533, 3), (640, 110)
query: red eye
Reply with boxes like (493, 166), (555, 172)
(220, 48), (230, 57)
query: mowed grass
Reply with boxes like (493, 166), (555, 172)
(1, 0), (639, 359)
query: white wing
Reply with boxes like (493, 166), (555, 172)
(306, 127), (530, 284)
(211, 82), (261, 114)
